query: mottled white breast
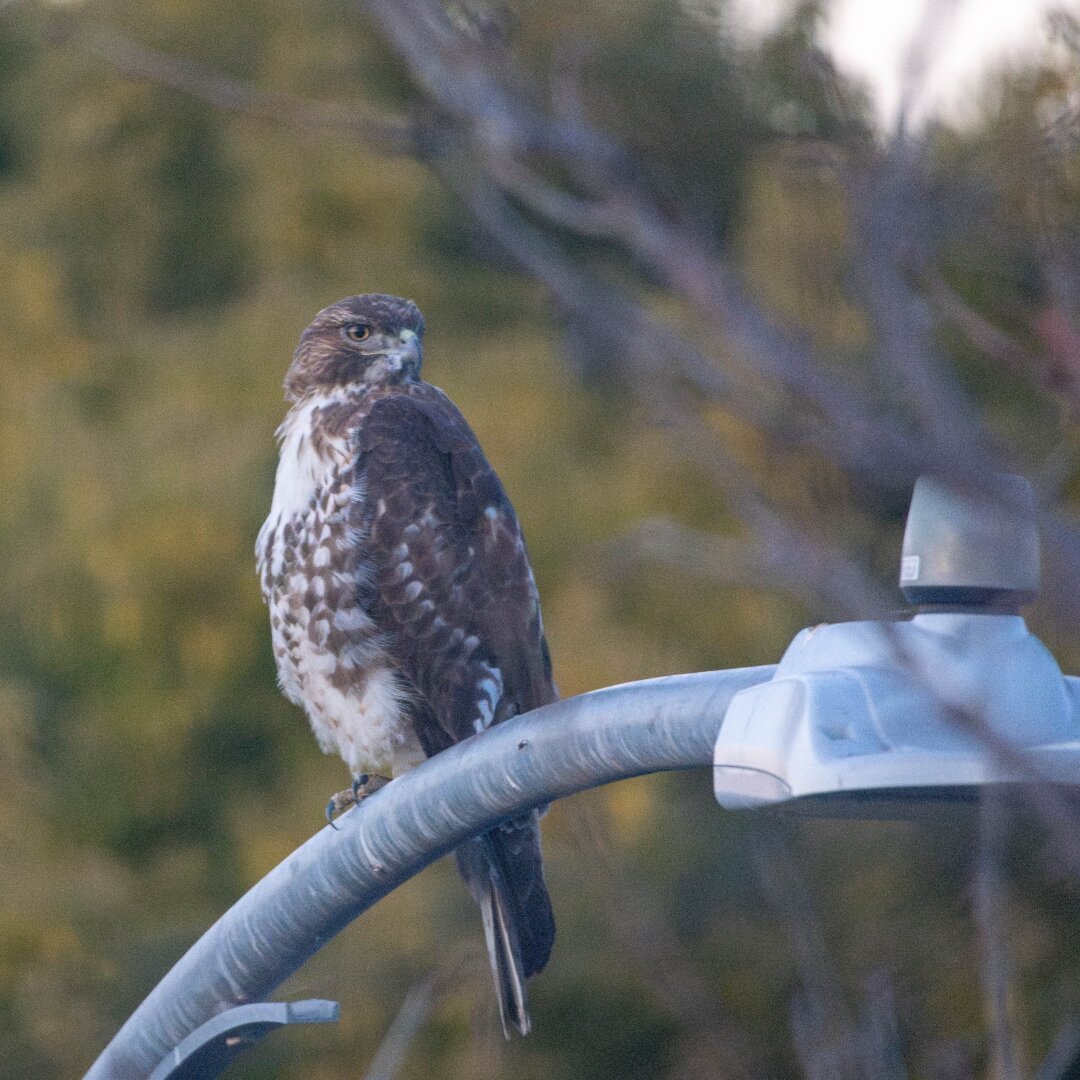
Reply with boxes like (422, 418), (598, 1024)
(256, 390), (425, 779)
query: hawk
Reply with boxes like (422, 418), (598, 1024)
(256, 294), (556, 1035)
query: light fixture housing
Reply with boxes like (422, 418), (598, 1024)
(713, 475), (1080, 816)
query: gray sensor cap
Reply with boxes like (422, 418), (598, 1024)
(899, 474), (1039, 610)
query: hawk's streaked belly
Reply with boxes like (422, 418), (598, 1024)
(255, 391), (425, 778)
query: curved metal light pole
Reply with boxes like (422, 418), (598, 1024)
(83, 666), (775, 1080)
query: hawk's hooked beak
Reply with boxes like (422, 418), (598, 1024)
(393, 328), (422, 379)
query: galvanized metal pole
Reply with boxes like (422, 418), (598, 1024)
(83, 667), (774, 1080)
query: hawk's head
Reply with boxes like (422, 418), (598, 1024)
(285, 294), (425, 400)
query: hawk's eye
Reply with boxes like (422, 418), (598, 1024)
(345, 323), (371, 342)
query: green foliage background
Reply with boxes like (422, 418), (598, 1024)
(1, 2), (1079, 1077)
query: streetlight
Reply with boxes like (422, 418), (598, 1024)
(84, 475), (1080, 1079)
(713, 475), (1080, 815)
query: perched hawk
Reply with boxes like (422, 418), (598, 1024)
(256, 294), (556, 1035)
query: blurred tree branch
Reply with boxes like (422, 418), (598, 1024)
(752, 826), (909, 1080)
(69, 24), (418, 154)
(569, 798), (772, 1080)
(596, 516), (894, 619)
(361, 954), (473, 1080)
(974, 792), (1022, 1080)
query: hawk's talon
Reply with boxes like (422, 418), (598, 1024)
(325, 787), (358, 827)
(325, 774), (389, 827)
(352, 774), (369, 802)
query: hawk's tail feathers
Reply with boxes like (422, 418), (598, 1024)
(477, 869), (531, 1037)
(455, 821), (554, 1038)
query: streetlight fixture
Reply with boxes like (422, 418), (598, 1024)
(713, 475), (1080, 815)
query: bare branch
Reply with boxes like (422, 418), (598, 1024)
(894, 0), (965, 134)
(597, 517), (797, 591)
(845, 142), (993, 454)
(754, 832), (912, 1080)
(598, 506), (894, 624)
(362, 956), (472, 1080)
(569, 802), (769, 1080)
(752, 827), (855, 1042)
(1035, 1021), (1080, 1080)
(973, 791), (1023, 1080)
(918, 266), (1046, 383)
(69, 24), (417, 154)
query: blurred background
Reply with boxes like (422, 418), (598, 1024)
(2, 0), (1080, 1076)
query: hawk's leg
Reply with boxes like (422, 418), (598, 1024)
(326, 774), (391, 827)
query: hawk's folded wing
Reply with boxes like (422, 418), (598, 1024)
(354, 388), (556, 750)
